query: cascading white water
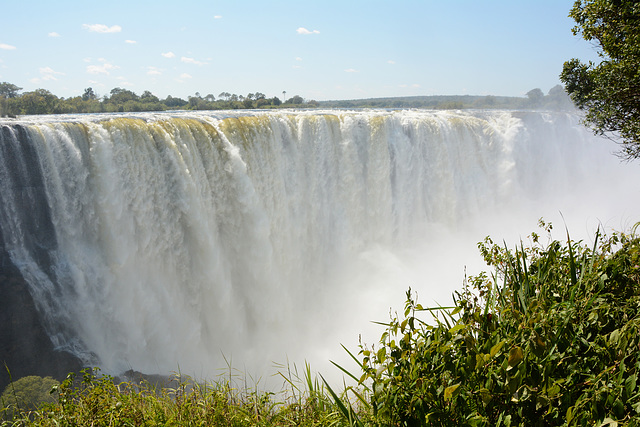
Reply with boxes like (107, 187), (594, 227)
(1, 109), (639, 382)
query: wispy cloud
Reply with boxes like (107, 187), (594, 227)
(161, 51), (175, 58)
(344, 68), (358, 73)
(125, 40), (137, 44)
(296, 57), (303, 61)
(296, 27), (320, 35)
(48, 32), (61, 38)
(181, 56), (206, 66)
(147, 66), (162, 76)
(40, 66), (65, 81)
(0, 43), (17, 50)
(116, 76), (134, 87)
(387, 60), (396, 64)
(214, 15), (222, 19)
(180, 73), (192, 79)
(86, 62), (119, 75)
(82, 24), (122, 33)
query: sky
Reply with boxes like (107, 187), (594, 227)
(0, 0), (601, 102)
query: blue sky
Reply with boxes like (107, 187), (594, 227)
(0, 1), (600, 101)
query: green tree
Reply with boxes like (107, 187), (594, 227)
(140, 90), (160, 103)
(20, 89), (59, 114)
(1, 375), (59, 412)
(560, 0), (640, 159)
(0, 82), (22, 98)
(107, 87), (139, 105)
(82, 87), (97, 101)
(163, 95), (188, 108)
(289, 95), (304, 104)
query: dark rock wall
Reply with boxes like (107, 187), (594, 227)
(0, 125), (83, 391)
(0, 238), (83, 391)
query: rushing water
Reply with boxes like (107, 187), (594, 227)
(1, 109), (639, 381)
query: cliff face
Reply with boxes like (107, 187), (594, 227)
(0, 237), (82, 392)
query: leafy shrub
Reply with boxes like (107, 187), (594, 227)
(350, 221), (640, 426)
(1, 375), (59, 415)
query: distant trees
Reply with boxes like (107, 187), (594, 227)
(0, 80), (575, 117)
(287, 95), (304, 105)
(560, 0), (640, 159)
(526, 88), (544, 107)
(82, 87), (97, 101)
(0, 82), (22, 98)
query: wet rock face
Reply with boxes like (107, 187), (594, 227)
(0, 244), (82, 392)
(0, 124), (83, 391)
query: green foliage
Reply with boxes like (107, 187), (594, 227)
(1, 375), (59, 415)
(560, 0), (640, 159)
(0, 83), (315, 116)
(0, 83), (22, 99)
(346, 221), (640, 426)
(0, 366), (353, 426)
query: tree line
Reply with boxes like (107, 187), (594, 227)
(318, 86), (575, 111)
(0, 84), (319, 117)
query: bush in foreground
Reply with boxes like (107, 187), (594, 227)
(343, 221), (640, 426)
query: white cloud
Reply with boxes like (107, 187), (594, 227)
(344, 68), (358, 73)
(181, 56), (206, 65)
(48, 32), (61, 38)
(387, 60), (396, 64)
(296, 27), (320, 35)
(147, 66), (162, 76)
(125, 40), (137, 44)
(86, 62), (119, 75)
(214, 15), (222, 19)
(30, 77), (41, 84)
(0, 43), (17, 50)
(296, 57), (303, 61)
(82, 24), (122, 33)
(40, 66), (65, 81)
(161, 51), (175, 58)
(180, 73), (192, 79)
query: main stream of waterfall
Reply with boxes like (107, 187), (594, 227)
(1, 109), (639, 383)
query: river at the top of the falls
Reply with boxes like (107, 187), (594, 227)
(1, 109), (639, 387)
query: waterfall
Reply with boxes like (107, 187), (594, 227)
(1, 109), (639, 380)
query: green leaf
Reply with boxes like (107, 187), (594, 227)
(625, 374), (637, 399)
(449, 323), (465, 334)
(507, 346), (524, 369)
(490, 340), (505, 358)
(444, 383), (461, 401)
